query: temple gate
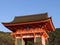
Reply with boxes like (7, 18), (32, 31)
(2, 13), (55, 45)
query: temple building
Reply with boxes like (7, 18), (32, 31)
(2, 13), (55, 45)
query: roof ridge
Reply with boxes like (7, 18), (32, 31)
(15, 13), (48, 18)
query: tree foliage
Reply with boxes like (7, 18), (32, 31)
(48, 28), (60, 45)
(0, 31), (14, 45)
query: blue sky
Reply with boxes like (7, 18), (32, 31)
(0, 0), (60, 32)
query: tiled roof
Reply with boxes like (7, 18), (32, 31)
(7, 13), (48, 24)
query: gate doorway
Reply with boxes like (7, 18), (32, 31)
(24, 38), (34, 45)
